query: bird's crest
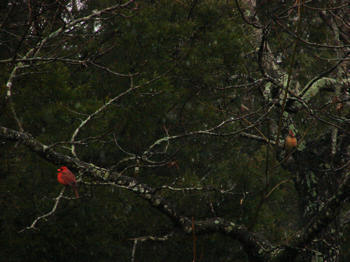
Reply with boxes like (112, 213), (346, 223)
(57, 166), (68, 172)
(288, 130), (295, 137)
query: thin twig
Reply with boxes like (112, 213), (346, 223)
(131, 239), (137, 262)
(19, 188), (66, 232)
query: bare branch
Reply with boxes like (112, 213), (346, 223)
(0, 126), (276, 260)
(273, 15), (350, 49)
(129, 232), (175, 242)
(143, 104), (274, 158)
(19, 188), (66, 232)
(70, 82), (139, 156)
(300, 51), (350, 98)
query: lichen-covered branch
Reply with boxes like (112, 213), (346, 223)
(0, 125), (277, 261)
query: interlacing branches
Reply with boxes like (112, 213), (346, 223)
(2, 1), (350, 261)
(1, 0), (137, 133)
(0, 119), (349, 261)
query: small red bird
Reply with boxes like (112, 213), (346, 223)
(57, 166), (79, 198)
(285, 130), (297, 151)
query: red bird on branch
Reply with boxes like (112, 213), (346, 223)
(57, 166), (79, 198)
(285, 130), (297, 151)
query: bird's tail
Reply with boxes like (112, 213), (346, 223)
(72, 185), (79, 199)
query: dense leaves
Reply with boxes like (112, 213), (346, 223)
(1, 0), (350, 261)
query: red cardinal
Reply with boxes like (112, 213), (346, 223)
(57, 166), (79, 198)
(285, 130), (297, 151)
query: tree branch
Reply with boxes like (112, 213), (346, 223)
(0, 125), (276, 261)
